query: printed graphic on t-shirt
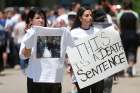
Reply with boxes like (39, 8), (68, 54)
(36, 36), (61, 58)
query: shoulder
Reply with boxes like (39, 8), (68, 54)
(26, 28), (36, 34)
(60, 27), (71, 35)
(61, 27), (70, 32)
(23, 28), (35, 38)
(93, 27), (100, 33)
(131, 11), (139, 19)
(71, 27), (83, 33)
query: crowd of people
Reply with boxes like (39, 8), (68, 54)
(0, 0), (139, 93)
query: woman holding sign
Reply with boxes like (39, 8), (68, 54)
(69, 6), (104, 93)
(19, 8), (72, 93)
(19, 8), (48, 93)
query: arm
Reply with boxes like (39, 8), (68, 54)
(22, 47), (31, 58)
(19, 41), (31, 59)
(64, 54), (73, 76)
(19, 29), (35, 59)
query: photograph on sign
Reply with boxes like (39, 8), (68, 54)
(36, 36), (61, 58)
(25, 26), (69, 82)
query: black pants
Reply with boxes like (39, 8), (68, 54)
(104, 77), (113, 93)
(0, 52), (4, 72)
(27, 77), (62, 93)
(75, 80), (104, 93)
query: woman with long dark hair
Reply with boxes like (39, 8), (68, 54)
(70, 6), (104, 93)
(117, 0), (139, 77)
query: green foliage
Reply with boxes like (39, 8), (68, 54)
(133, 0), (140, 13)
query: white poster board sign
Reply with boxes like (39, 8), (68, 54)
(24, 26), (70, 82)
(67, 26), (128, 89)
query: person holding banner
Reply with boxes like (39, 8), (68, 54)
(69, 6), (104, 93)
(19, 8), (72, 93)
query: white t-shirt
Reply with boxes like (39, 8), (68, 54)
(71, 27), (100, 39)
(12, 21), (26, 44)
(19, 26), (72, 83)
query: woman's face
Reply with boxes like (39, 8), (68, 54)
(80, 10), (93, 28)
(31, 13), (45, 26)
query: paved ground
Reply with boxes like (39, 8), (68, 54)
(0, 69), (26, 93)
(112, 47), (140, 93)
(0, 48), (140, 93)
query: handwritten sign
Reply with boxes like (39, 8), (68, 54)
(67, 26), (128, 89)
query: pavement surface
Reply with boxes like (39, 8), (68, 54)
(0, 48), (140, 93)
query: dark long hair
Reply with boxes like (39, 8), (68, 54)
(71, 6), (93, 30)
(123, 0), (133, 10)
(26, 8), (47, 28)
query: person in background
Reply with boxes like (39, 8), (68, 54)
(94, 3), (118, 93)
(69, 6), (104, 93)
(47, 10), (57, 26)
(117, 0), (139, 77)
(4, 7), (20, 68)
(0, 10), (7, 75)
(70, 2), (81, 13)
(12, 12), (26, 73)
(67, 11), (77, 29)
(53, 5), (68, 27)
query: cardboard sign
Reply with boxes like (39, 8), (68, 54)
(67, 26), (128, 89)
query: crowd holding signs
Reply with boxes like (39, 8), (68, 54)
(67, 25), (128, 89)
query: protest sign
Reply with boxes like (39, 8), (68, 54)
(67, 26), (128, 89)
(25, 26), (71, 82)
